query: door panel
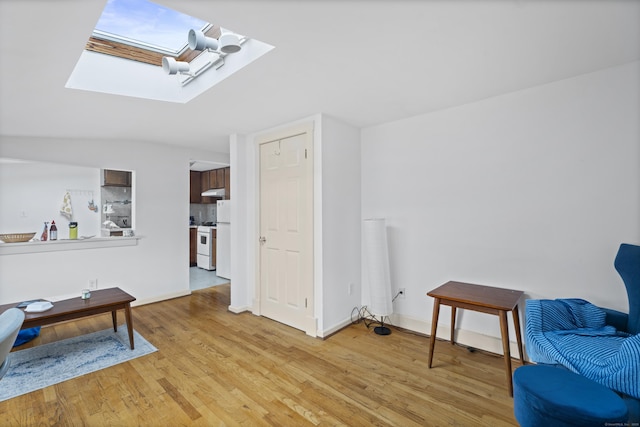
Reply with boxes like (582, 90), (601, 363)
(259, 131), (313, 333)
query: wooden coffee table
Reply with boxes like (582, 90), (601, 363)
(0, 287), (136, 349)
(427, 281), (525, 396)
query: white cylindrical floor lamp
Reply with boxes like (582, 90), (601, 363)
(362, 218), (393, 335)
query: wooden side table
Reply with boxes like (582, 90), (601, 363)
(427, 281), (525, 396)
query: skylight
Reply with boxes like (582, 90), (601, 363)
(94, 0), (208, 56)
(66, 0), (274, 103)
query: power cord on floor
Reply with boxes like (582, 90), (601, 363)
(350, 305), (395, 331)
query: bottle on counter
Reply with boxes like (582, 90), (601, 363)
(50, 220), (58, 241)
(69, 222), (78, 240)
(41, 221), (49, 241)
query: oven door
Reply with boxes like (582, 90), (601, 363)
(197, 231), (210, 256)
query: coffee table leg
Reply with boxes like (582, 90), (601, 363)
(498, 310), (513, 396)
(125, 303), (135, 350)
(428, 298), (441, 368)
(112, 311), (117, 332)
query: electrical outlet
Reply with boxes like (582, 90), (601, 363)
(88, 279), (98, 290)
(398, 288), (406, 299)
(348, 283), (354, 296)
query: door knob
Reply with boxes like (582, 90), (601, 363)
(259, 236), (266, 244)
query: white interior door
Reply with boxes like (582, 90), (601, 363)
(259, 129), (314, 334)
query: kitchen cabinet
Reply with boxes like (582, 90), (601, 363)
(204, 169), (224, 189)
(224, 167), (230, 200)
(201, 169), (226, 191)
(200, 168), (227, 204)
(200, 170), (210, 192)
(201, 171), (214, 204)
(103, 170), (131, 187)
(189, 227), (197, 266)
(216, 169), (225, 189)
(190, 167), (230, 204)
(190, 171), (201, 203)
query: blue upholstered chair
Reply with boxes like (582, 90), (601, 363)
(513, 364), (628, 427)
(524, 243), (640, 422)
(610, 243), (640, 335)
(0, 308), (25, 379)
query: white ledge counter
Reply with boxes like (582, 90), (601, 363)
(0, 236), (141, 255)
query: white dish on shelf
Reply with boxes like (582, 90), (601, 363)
(24, 301), (53, 312)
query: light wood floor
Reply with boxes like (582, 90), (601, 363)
(1, 284), (521, 426)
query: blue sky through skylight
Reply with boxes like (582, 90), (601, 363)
(95, 0), (207, 53)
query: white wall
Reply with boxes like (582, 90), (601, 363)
(229, 133), (252, 313)
(361, 61), (640, 353)
(318, 116), (361, 334)
(0, 136), (229, 305)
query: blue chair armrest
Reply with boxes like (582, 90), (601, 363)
(602, 307), (629, 332)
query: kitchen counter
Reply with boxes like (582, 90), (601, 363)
(0, 236), (141, 256)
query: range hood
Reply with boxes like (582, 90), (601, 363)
(201, 188), (225, 198)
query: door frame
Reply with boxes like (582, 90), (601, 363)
(252, 121), (317, 336)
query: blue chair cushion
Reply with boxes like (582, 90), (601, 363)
(13, 326), (40, 347)
(513, 365), (628, 427)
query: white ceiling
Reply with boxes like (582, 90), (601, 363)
(1, 0), (638, 154)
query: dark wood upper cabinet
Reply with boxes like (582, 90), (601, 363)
(191, 167), (230, 203)
(224, 167), (230, 200)
(216, 169), (225, 189)
(103, 170), (131, 187)
(190, 171), (201, 203)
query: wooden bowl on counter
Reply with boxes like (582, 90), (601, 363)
(0, 232), (36, 243)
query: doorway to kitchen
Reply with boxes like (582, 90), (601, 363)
(189, 159), (231, 291)
(189, 267), (229, 291)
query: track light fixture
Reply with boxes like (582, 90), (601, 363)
(218, 33), (241, 53)
(188, 29), (242, 54)
(188, 29), (219, 51)
(162, 57), (190, 75)
(163, 28), (242, 84)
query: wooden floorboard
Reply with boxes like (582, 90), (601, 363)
(1, 284), (520, 426)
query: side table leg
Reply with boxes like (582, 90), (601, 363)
(112, 311), (117, 332)
(512, 304), (526, 365)
(428, 298), (441, 368)
(124, 303), (135, 350)
(498, 310), (513, 396)
(450, 306), (456, 344)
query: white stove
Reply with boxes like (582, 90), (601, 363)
(196, 225), (216, 270)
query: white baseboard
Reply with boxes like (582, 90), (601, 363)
(389, 312), (529, 361)
(319, 317), (353, 338)
(132, 290), (191, 307)
(228, 304), (252, 314)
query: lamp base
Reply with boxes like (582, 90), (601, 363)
(374, 326), (391, 335)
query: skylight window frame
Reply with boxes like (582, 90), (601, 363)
(92, 23), (212, 58)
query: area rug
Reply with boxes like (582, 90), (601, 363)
(0, 327), (157, 402)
